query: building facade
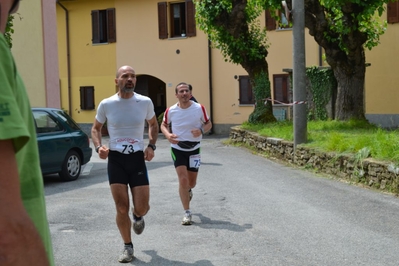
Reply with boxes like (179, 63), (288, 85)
(11, 1), (399, 134)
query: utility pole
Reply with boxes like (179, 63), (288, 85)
(292, 0), (307, 149)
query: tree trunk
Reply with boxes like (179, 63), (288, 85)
(242, 60), (276, 124)
(287, 0), (370, 121)
(201, 0), (275, 124)
(333, 65), (366, 120)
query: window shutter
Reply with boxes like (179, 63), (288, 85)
(239, 76), (254, 105)
(107, 8), (116, 43)
(186, 0), (196, 37)
(265, 10), (276, 31)
(91, 10), (100, 44)
(80, 86), (95, 110)
(158, 2), (168, 39)
(388, 1), (399, 24)
(80, 87), (85, 109)
(273, 74), (289, 104)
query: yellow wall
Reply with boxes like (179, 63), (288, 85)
(365, 22), (399, 114)
(115, 0), (210, 110)
(53, 1), (399, 132)
(114, 1), (321, 128)
(57, 0), (116, 122)
(12, 1), (46, 107)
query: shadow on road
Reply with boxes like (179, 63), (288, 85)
(193, 213), (252, 232)
(131, 250), (214, 266)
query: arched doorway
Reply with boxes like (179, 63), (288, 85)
(135, 74), (166, 120)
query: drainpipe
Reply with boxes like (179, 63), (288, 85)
(207, 39), (214, 135)
(56, 0), (72, 117)
(319, 45), (323, 66)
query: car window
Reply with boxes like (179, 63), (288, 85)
(33, 111), (63, 134)
(54, 110), (81, 130)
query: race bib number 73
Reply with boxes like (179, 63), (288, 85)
(114, 138), (141, 154)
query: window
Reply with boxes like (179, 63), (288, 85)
(33, 111), (63, 134)
(273, 74), (289, 104)
(265, 8), (291, 30)
(91, 8), (116, 44)
(80, 86), (95, 110)
(388, 1), (399, 24)
(238, 76), (254, 105)
(279, 10), (290, 29)
(54, 110), (81, 130)
(265, 10), (277, 31)
(158, 1), (196, 39)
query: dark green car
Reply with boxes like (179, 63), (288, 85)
(32, 108), (92, 181)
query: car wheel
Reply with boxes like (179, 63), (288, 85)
(59, 150), (81, 181)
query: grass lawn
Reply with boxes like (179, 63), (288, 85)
(240, 119), (399, 164)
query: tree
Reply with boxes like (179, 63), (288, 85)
(195, 0), (280, 123)
(284, 0), (391, 120)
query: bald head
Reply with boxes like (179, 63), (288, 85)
(116, 65), (135, 78)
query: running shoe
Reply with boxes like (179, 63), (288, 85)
(133, 217), (145, 235)
(118, 245), (134, 263)
(182, 211), (192, 225)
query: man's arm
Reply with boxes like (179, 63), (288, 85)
(91, 119), (103, 148)
(160, 120), (169, 136)
(0, 140), (50, 266)
(147, 115), (159, 145)
(161, 120), (180, 144)
(91, 119), (109, 159)
(202, 120), (212, 134)
(144, 115), (159, 161)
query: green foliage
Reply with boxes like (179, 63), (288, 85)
(241, 120), (399, 163)
(306, 67), (337, 121)
(5, 15), (14, 48)
(157, 112), (164, 126)
(195, 0), (277, 65)
(242, 120), (293, 139)
(353, 147), (371, 178)
(195, 0), (282, 124)
(248, 72), (276, 123)
(318, 0), (390, 53)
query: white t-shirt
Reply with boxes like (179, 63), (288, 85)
(96, 93), (155, 153)
(163, 101), (210, 151)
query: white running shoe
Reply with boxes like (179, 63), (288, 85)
(181, 211), (192, 225)
(118, 245), (134, 263)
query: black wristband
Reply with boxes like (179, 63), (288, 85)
(147, 144), (156, 151)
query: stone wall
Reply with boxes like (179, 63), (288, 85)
(229, 126), (399, 194)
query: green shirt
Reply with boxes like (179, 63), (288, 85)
(0, 33), (55, 265)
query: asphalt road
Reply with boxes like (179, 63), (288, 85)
(44, 135), (399, 266)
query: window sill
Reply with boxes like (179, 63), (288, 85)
(276, 28), (292, 32)
(92, 42), (112, 46)
(168, 36), (187, 40)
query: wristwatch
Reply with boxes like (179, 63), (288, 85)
(147, 144), (156, 151)
(95, 145), (102, 153)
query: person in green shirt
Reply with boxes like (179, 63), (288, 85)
(0, 0), (55, 265)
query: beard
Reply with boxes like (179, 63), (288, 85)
(121, 86), (135, 93)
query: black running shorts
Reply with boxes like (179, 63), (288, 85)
(108, 150), (149, 187)
(171, 147), (200, 172)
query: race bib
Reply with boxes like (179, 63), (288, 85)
(114, 138), (141, 154)
(189, 154), (201, 168)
